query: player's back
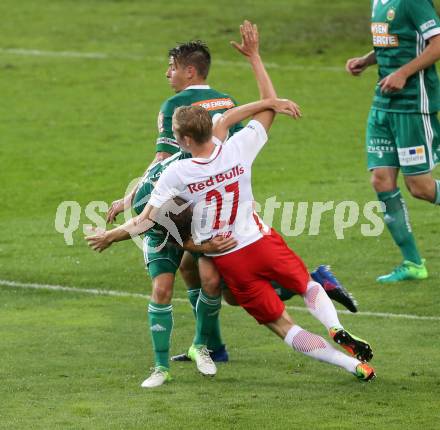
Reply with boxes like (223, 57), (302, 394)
(133, 151), (191, 215)
(158, 120), (270, 255)
(169, 87), (238, 115)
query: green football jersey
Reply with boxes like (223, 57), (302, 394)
(133, 151), (191, 234)
(371, 0), (440, 113)
(156, 85), (243, 154)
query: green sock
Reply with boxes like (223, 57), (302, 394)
(147, 301), (173, 369)
(435, 180), (440, 205)
(194, 291), (222, 347)
(207, 317), (225, 352)
(377, 188), (422, 265)
(187, 288), (200, 318)
(189, 288), (224, 351)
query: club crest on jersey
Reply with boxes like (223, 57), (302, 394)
(371, 23), (399, 47)
(386, 8), (395, 21)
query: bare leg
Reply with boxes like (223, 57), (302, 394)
(404, 173), (437, 202)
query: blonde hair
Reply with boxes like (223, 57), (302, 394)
(172, 106), (212, 144)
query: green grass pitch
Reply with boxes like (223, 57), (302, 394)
(1, 0), (440, 428)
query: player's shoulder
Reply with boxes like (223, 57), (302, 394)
(405, 0), (435, 7)
(209, 88), (238, 105)
(208, 87), (234, 98)
(223, 119), (267, 150)
(162, 153), (191, 172)
(159, 92), (190, 113)
(231, 119), (266, 139)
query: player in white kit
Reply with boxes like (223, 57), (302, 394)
(88, 96), (376, 382)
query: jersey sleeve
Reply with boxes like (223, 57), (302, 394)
(229, 96), (244, 135)
(228, 119), (268, 165)
(406, 0), (440, 40)
(156, 99), (180, 155)
(148, 163), (185, 208)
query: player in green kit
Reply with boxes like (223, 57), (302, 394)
(155, 42), (243, 158)
(105, 40), (247, 387)
(346, 0), (440, 282)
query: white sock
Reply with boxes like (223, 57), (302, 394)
(303, 281), (342, 331)
(284, 325), (359, 374)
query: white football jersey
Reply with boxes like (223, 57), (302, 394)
(148, 119), (270, 256)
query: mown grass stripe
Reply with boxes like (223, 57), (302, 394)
(1, 279), (439, 322)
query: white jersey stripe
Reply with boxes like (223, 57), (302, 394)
(417, 32), (435, 170)
(417, 32), (430, 115)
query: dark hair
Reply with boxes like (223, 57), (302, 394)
(173, 105), (213, 145)
(165, 197), (193, 244)
(168, 40), (211, 79)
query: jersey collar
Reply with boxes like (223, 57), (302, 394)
(191, 145), (222, 165)
(184, 85), (211, 90)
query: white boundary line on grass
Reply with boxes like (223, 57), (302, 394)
(1, 279), (439, 322)
(0, 48), (345, 72)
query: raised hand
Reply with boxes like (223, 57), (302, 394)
(231, 20), (259, 59)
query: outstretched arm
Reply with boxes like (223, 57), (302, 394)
(213, 97), (299, 142)
(87, 162), (185, 252)
(214, 21), (301, 140)
(232, 21), (301, 131)
(86, 203), (158, 252)
(231, 21), (277, 100)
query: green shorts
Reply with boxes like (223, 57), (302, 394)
(366, 108), (440, 175)
(143, 234), (184, 279)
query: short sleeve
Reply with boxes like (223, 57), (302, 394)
(229, 97), (244, 135)
(148, 163), (185, 208)
(156, 100), (180, 154)
(227, 119), (268, 165)
(407, 0), (440, 40)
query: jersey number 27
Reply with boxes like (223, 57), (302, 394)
(205, 181), (239, 229)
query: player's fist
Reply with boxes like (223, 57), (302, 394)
(346, 57), (368, 76)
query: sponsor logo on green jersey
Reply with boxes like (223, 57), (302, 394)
(371, 22), (399, 47)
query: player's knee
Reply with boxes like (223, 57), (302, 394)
(370, 171), (395, 192)
(152, 279), (173, 303)
(201, 274), (221, 297)
(178, 261), (192, 281)
(405, 180), (434, 201)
